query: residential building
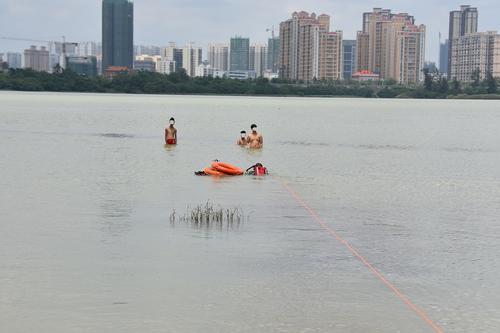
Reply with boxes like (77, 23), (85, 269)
(355, 8), (425, 83)
(161, 42), (183, 72)
(134, 54), (161, 72)
(48, 41), (77, 56)
(102, 0), (134, 71)
(356, 32), (370, 71)
(343, 40), (357, 79)
(23, 46), (50, 72)
(318, 31), (343, 80)
(448, 5), (478, 77)
(230, 36), (250, 71)
(267, 37), (280, 73)
(156, 60), (176, 74)
(134, 60), (156, 72)
(279, 11), (343, 81)
(250, 44), (268, 77)
(49, 54), (60, 72)
(182, 44), (202, 77)
(207, 44), (229, 71)
(135, 45), (161, 56)
(450, 31), (500, 81)
(439, 39), (449, 74)
(5, 52), (22, 69)
(77, 42), (102, 57)
(66, 56), (98, 76)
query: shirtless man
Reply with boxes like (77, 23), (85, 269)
(165, 117), (177, 145)
(247, 124), (263, 149)
(237, 130), (247, 146)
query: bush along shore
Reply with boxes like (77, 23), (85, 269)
(0, 68), (498, 99)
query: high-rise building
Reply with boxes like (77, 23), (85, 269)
(356, 32), (370, 71)
(230, 37), (250, 71)
(182, 44), (202, 77)
(250, 44), (268, 77)
(318, 31), (343, 80)
(355, 8), (425, 83)
(23, 46), (50, 72)
(343, 40), (357, 79)
(102, 0), (134, 71)
(156, 60), (176, 74)
(439, 39), (449, 74)
(207, 44), (229, 71)
(279, 12), (343, 81)
(448, 5), (478, 77)
(450, 31), (500, 81)
(161, 43), (183, 72)
(267, 37), (280, 73)
(76, 42), (102, 57)
(4, 52), (22, 69)
(66, 56), (98, 76)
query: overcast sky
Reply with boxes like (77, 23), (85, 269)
(1, 0), (499, 62)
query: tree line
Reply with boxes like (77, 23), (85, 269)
(0, 67), (498, 99)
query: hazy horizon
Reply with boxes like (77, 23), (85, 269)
(1, 0), (499, 62)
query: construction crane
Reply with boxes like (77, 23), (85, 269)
(0, 36), (78, 69)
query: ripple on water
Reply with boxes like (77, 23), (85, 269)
(98, 133), (135, 138)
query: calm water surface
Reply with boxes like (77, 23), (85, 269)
(1, 91), (500, 332)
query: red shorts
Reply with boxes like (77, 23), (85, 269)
(166, 139), (177, 145)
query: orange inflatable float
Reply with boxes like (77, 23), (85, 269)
(211, 162), (244, 175)
(203, 167), (225, 176)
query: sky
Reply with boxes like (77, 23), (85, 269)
(1, 0), (499, 62)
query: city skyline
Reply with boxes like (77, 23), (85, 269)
(1, 1), (500, 63)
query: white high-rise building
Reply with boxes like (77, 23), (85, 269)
(157, 60), (176, 74)
(207, 44), (229, 71)
(250, 44), (268, 77)
(182, 44), (202, 77)
(5, 52), (22, 69)
(450, 31), (500, 81)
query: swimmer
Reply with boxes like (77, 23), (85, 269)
(237, 130), (247, 146)
(165, 117), (177, 145)
(247, 124), (263, 149)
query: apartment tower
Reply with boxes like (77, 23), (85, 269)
(279, 11), (343, 81)
(356, 8), (425, 83)
(230, 37), (250, 71)
(207, 44), (229, 71)
(450, 31), (500, 81)
(23, 46), (50, 72)
(182, 44), (202, 77)
(448, 5), (478, 77)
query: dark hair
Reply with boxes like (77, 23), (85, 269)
(240, 130), (246, 134)
(251, 124), (257, 129)
(170, 117), (175, 121)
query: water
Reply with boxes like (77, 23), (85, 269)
(1, 91), (499, 332)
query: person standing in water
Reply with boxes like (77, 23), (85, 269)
(247, 124), (263, 149)
(165, 117), (177, 145)
(237, 130), (247, 146)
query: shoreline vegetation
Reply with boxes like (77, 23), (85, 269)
(0, 68), (499, 99)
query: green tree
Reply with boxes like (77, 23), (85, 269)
(471, 68), (481, 87)
(423, 68), (433, 91)
(485, 71), (498, 94)
(450, 78), (461, 95)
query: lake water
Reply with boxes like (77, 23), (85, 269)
(1, 91), (499, 332)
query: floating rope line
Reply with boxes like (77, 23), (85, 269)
(277, 178), (444, 333)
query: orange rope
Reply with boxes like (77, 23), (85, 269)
(278, 178), (444, 333)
